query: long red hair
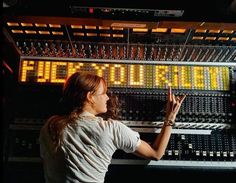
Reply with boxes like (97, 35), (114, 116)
(47, 72), (106, 150)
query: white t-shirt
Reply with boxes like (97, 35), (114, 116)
(39, 111), (141, 183)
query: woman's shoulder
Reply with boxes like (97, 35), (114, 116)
(101, 118), (125, 127)
(41, 115), (67, 134)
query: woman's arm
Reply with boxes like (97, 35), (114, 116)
(134, 87), (186, 160)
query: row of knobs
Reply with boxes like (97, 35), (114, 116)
(16, 41), (234, 62)
(120, 109), (232, 123)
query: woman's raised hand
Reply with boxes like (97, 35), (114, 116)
(165, 86), (186, 123)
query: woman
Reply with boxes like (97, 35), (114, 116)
(39, 72), (186, 183)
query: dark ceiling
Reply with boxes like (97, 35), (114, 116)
(2, 0), (236, 68)
(3, 0), (236, 23)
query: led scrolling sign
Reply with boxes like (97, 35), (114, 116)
(20, 60), (229, 91)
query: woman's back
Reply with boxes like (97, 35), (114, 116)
(40, 112), (140, 183)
